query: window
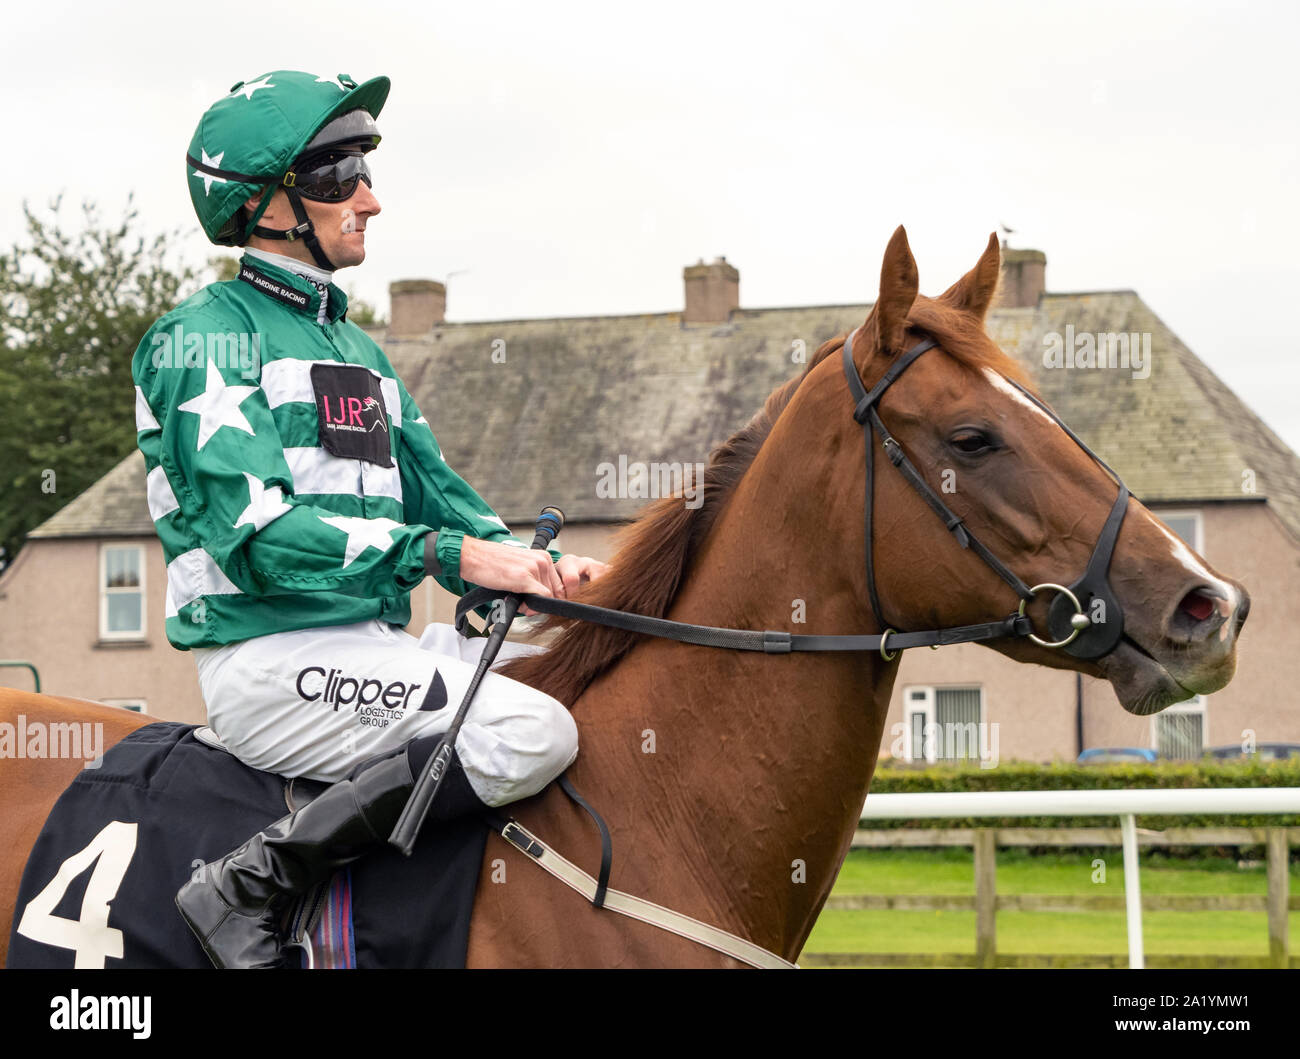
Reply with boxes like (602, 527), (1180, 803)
(1156, 509), (1203, 553)
(100, 544), (145, 640)
(935, 687), (983, 762)
(1152, 695), (1206, 760)
(902, 685), (986, 764)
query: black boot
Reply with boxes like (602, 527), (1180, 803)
(176, 750), (418, 969)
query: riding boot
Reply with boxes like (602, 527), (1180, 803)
(175, 738), (483, 969)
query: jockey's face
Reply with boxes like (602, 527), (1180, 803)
(242, 172), (381, 271)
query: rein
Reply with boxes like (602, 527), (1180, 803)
(456, 587), (1032, 657)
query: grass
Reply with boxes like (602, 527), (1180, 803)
(805, 848), (1300, 958)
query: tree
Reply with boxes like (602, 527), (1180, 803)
(209, 254), (239, 282)
(346, 288), (386, 328)
(0, 196), (197, 571)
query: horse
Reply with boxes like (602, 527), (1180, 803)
(0, 227), (1249, 967)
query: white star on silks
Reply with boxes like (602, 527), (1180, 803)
(315, 74), (347, 91)
(235, 474), (292, 532)
(232, 75), (275, 100)
(318, 516), (404, 568)
(192, 148), (228, 197)
(412, 417), (446, 460)
(177, 360), (259, 451)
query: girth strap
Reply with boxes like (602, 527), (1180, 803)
(488, 816), (797, 969)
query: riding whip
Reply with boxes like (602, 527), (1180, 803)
(388, 506), (565, 856)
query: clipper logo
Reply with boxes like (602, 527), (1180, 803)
(296, 666), (448, 729)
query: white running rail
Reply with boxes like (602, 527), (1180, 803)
(859, 788), (1300, 968)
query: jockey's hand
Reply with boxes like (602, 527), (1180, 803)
(553, 554), (609, 602)
(457, 538), (608, 616)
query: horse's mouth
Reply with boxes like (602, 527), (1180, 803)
(1097, 633), (1199, 716)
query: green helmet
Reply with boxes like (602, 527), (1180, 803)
(187, 70), (390, 260)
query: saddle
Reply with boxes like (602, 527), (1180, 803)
(6, 722), (486, 969)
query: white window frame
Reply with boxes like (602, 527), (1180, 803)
(902, 686), (936, 764)
(99, 544), (146, 641)
(1153, 508), (1204, 553)
(902, 684), (985, 764)
(1150, 695), (1207, 758)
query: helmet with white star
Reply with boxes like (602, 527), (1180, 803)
(187, 71), (389, 267)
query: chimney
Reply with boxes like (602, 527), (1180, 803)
(997, 248), (1046, 309)
(388, 279), (446, 335)
(683, 257), (739, 324)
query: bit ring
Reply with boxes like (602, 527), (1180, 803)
(1019, 583), (1089, 648)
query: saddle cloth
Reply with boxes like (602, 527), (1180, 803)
(6, 721), (487, 968)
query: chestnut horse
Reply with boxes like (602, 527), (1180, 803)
(0, 228), (1248, 967)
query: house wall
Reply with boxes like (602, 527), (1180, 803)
(0, 536), (206, 722)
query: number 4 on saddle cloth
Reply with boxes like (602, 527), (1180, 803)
(7, 722), (486, 968)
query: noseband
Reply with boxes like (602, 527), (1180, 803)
(841, 328), (1130, 660)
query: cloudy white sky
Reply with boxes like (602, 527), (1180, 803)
(8, 0), (1300, 451)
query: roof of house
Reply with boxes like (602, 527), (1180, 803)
(27, 444), (154, 539)
(28, 289), (1300, 544)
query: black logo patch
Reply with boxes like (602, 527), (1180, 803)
(310, 363), (394, 467)
(238, 262), (310, 309)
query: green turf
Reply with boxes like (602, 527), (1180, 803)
(805, 848), (1299, 958)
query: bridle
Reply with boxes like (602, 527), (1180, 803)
(841, 327), (1130, 660)
(455, 329), (1132, 661)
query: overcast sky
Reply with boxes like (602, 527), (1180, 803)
(8, 0), (1299, 452)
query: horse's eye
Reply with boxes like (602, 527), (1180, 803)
(950, 432), (994, 455)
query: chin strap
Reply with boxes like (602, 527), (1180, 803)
(249, 185), (336, 271)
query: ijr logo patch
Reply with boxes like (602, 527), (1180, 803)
(310, 362), (394, 466)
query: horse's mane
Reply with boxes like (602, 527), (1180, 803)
(496, 295), (1029, 705)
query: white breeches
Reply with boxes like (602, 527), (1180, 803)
(192, 620), (577, 807)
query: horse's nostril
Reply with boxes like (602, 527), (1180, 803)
(1236, 594), (1251, 630)
(1178, 590), (1216, 623)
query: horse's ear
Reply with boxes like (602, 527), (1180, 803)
(938, 232), (1001, 320)
(865, 225), (919, 356)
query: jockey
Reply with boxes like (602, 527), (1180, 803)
(132, 71), (604, 968)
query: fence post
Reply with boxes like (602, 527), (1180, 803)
(975, 828), (997, 968)
(1120, 813), (1144, 969)
(1266, 827), (1289, 969)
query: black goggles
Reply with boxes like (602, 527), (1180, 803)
(285, 150), (373, 202)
